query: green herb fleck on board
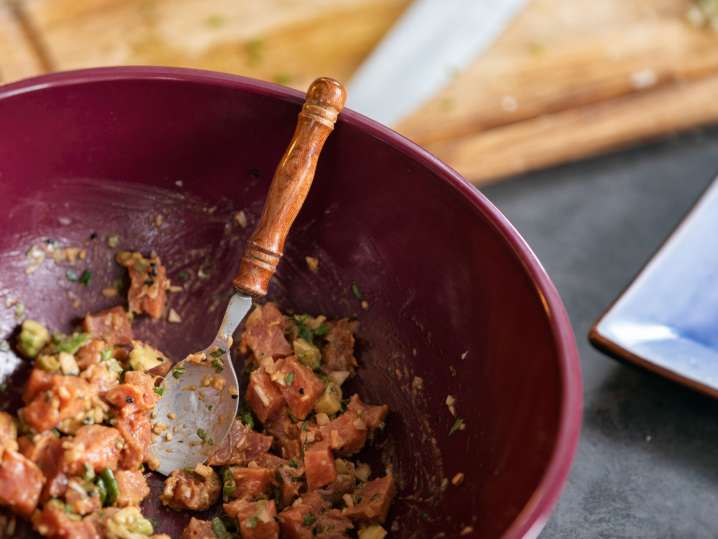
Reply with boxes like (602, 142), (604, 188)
(154, 386), (165, 397)
(210, 348), (225, 358)
(172, 366), (186, 379)
(206, 14), (225, 28)
(196, 428), (212, 444)
(246, 38), (264, 66)
(211, 358), (224, 373)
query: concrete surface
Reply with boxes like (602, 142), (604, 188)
(482, 129), (718, 539)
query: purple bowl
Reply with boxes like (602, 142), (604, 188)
(0, 67), (581, 538)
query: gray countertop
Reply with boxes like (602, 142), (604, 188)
(482, 129), (718, 539)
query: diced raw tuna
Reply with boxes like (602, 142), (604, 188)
(161, 464), (220, 511)
(0, 450), (44, 517)
(319, 411), (367, 456)
(22, 368), (54, 403)
(82, 306), (133, 345)
(224, 499), (279, 539)
(32, 503), (99, 539)
(246, 369), (284, 423)
(321, 320), (358, 373)
(62, 425), (123, 475)
(207, 421), (273, 467)
(115, 469), (150, 507)
(264, 409), (301, 460)
(75, 339), (107, 370)
(65, 479), (102, 515)
(276, 462), (304, 508)
(314, 510), (353, 538)
(239, 304), (292, 360)
(18, 431), (67, 500)
(346, 395), (388, 430)
(181, 517), (215, 539)
(343, 474), (396, 524)
(0, 412), (17, 452)
(304, 441), (336, 491)
(318, 460), (356, 504)
(278, 492), (329, 539)
(117, 252), (169, 319)
(20, 375), (95, 433)
(227, 467), (276, 501)
(80, 363), (120, 395)
(116, 412), (152, 470)
(104, 371), (158, 416)
(272, 357), (325, 420)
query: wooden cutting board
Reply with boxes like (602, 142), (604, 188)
(3, 0), (718, 184)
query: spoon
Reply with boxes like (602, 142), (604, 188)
(150, 77), (347, 475)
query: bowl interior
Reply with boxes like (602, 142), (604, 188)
(0, 70), (577, 538)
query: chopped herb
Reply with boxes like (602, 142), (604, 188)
(98, 468), (118, 506)
(154, 386), (165, 397)
(301, 421), (308, 432)
(210, 348), (226, 358)
(351, 283), (363, 300)
(207, 404), (213, 411)
(246, 516), (258, 529)
(240, 411), (255, 430)
(285, 371), (295, 386)
(288, 458), (298, 468)
(449, 417), (465, 436)
(211, 358), (224, 373)
(303, 513), (316, 526)
(66, 269), (79, 282)
(100, 348), (113, 362)
(222, 468), (237, 501)
(55, 332), (89, 354)
(78, 270), (92, 286)
(212, 516), (233, 539)
(172, 366), (186, 379)
(196, 428), (212, 444)
(246, 38), (263, 65)
(314, 323), (330, 337)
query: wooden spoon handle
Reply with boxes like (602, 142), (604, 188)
(233, 77), (346, 296)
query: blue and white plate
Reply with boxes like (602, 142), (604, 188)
(590, 176), (718, 397)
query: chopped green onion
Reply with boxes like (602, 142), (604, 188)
(288, 459), (298, 469)
(212, 517), (233, 539)
(154, 386), (165, 397)
(209, 348), (226, 358)
(449, 417), (465, 436)
(303, 513), (316, 526)
(98, 468), (118, 506)
(351, 283), (363, 300)
(55, 332), (89, 354)
(172, 366), (186, 379)
(211, 358), (224, 373)
(285, 372), (295, 386)
(222, 468), (236, 501)
(100, 348), (113, 362)
(78, 270), (92, 286)
(196, 428), (212, 444)
(314, 323), (330, 337)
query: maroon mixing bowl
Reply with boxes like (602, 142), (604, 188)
(0, 67), (581, 538)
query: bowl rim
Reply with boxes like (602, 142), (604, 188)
(1, 66), (583, 539)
